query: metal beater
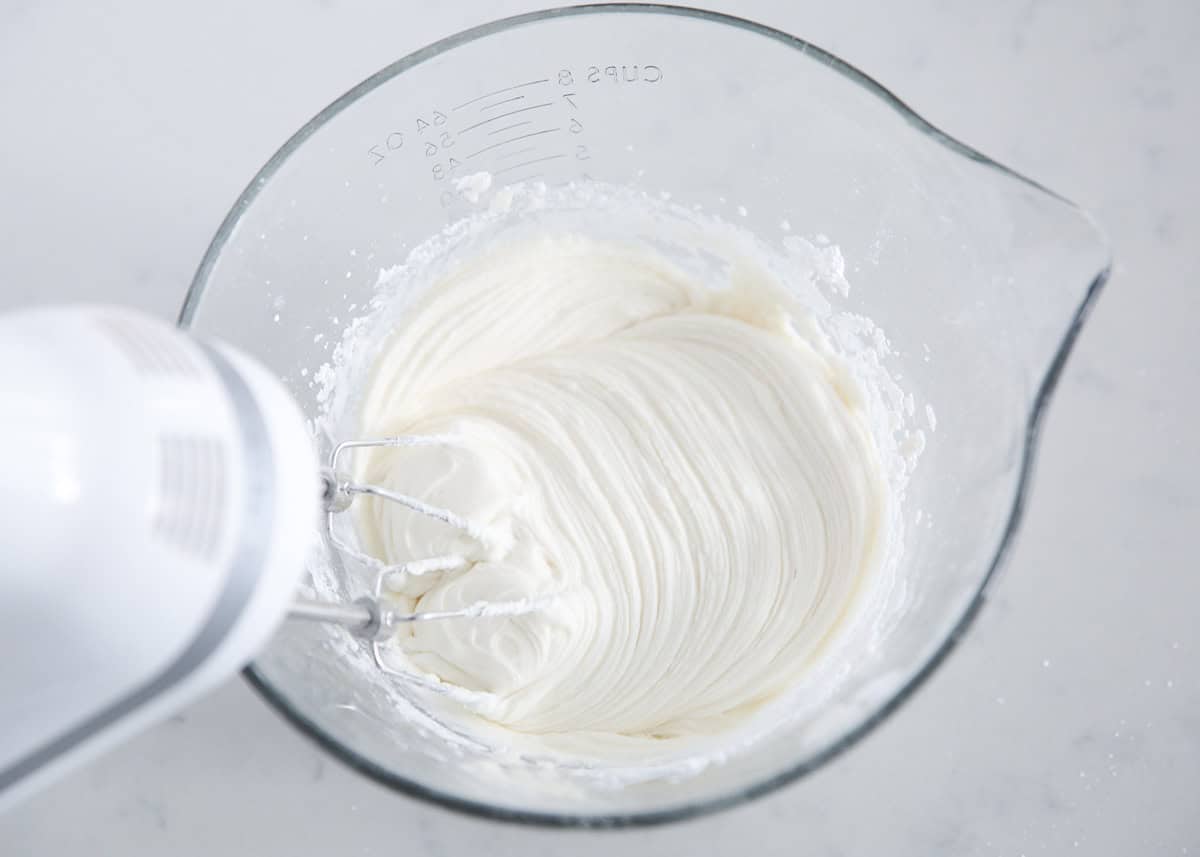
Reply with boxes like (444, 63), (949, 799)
(286, 434), (534, 679)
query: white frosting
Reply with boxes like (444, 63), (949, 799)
(351, 234), (888, 751)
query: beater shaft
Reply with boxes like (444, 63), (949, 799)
(288, 597), (384, 638)
(288, 598), (375, 631)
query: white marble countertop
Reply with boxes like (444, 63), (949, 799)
(1, 1), (1195, 853)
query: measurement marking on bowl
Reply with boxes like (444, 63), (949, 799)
(494, 154), (566, 176)
(495, 145), (538, 162)
(458, 103), (553, 134)
(480, 95), (525, 111)
(452, 79), (549, 111)
(466, 128), (560, 160)
(487, 120), (533, 136)
(504, 172), (545, 184)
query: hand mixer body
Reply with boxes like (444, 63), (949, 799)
(0, 306), (317, 808)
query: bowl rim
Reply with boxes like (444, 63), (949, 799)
(180, 2), (1109, 829)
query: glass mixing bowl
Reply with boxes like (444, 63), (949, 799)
(180, 5), (1109, 826)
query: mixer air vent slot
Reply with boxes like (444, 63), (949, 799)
(96, 314), (202, 378)
(152, 434), (228, 561)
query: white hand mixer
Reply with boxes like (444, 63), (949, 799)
(0, 304), (485, 807)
